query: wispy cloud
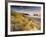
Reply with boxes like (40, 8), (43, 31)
(11, 6), (41, 14)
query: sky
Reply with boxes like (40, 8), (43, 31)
(11, 6), (41, 15)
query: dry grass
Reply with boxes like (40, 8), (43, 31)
(11, 12), (41, 31)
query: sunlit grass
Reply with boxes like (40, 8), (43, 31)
(11, 11), (41, 31)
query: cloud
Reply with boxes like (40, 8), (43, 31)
(11, 6), (41, 14)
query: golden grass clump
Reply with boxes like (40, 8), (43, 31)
(11, 12), (41, 31)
